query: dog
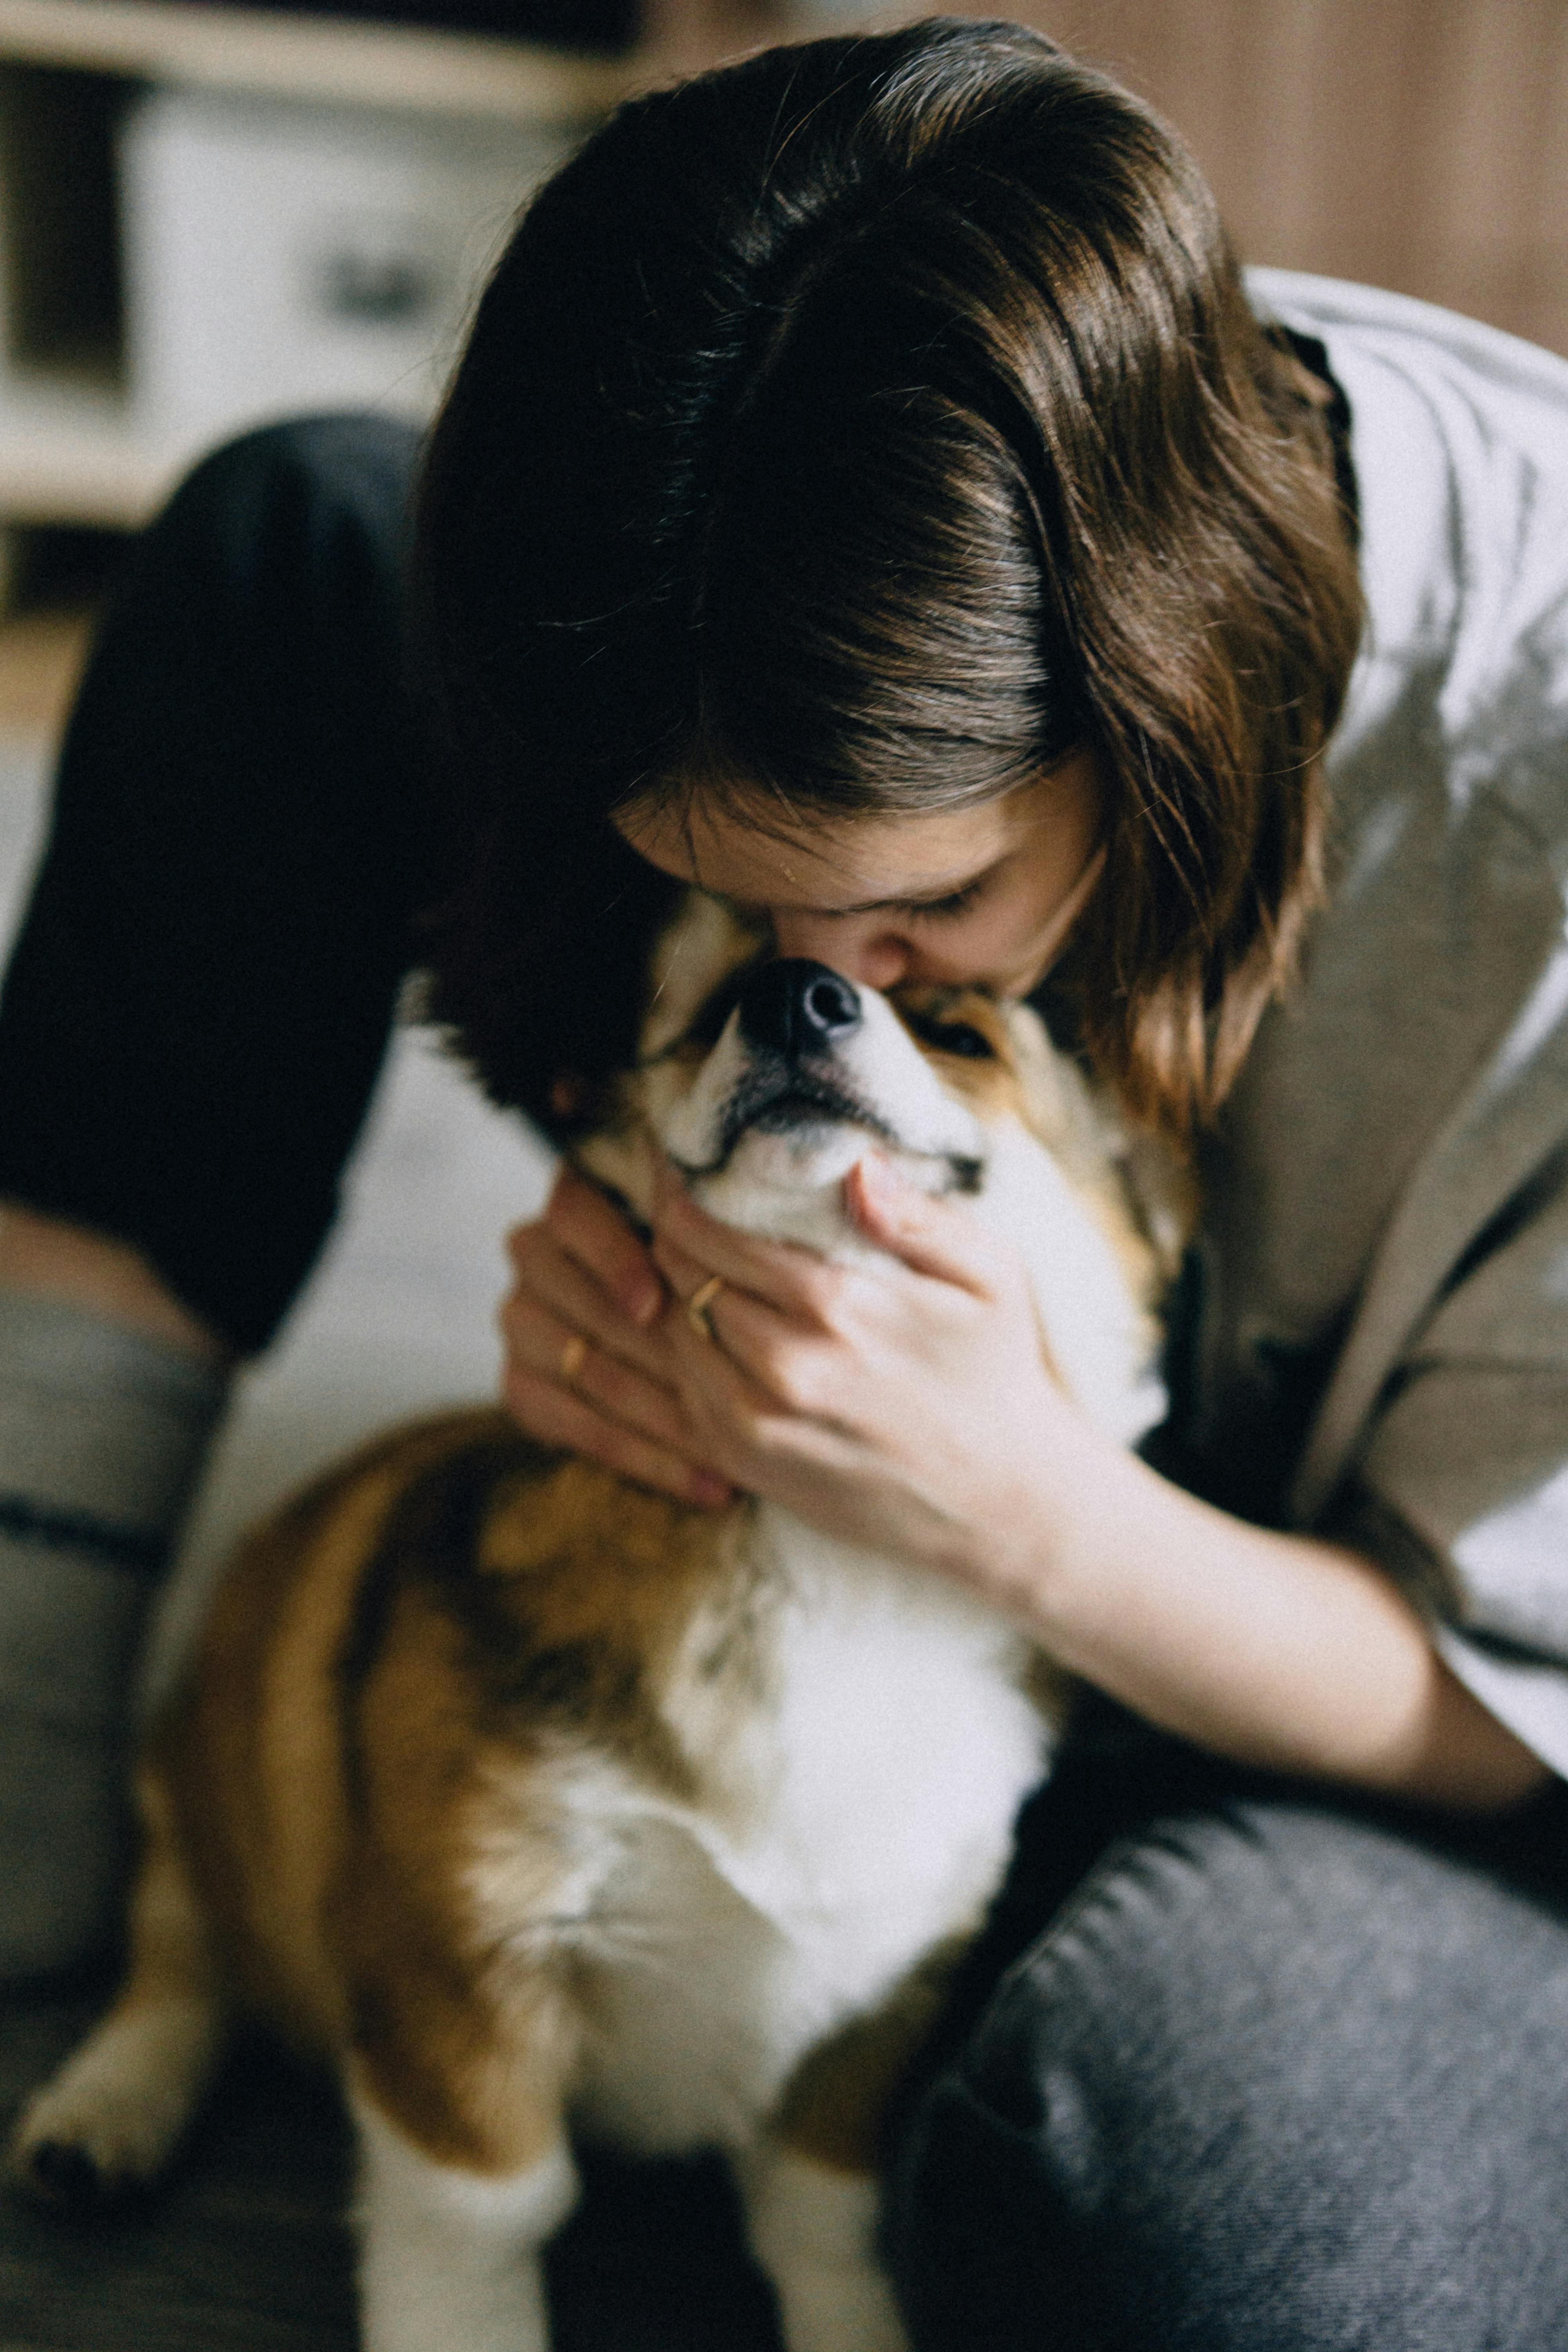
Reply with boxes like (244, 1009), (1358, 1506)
(11, 892), (1183, 2352)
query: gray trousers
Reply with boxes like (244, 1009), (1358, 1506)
(888, 1731), (1568, 2349)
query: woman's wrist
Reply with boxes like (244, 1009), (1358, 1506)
(974, 1436), (1550, 1816)
(952, 1406), (1145, 1627)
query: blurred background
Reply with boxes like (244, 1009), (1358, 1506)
(0, 0), (1563, 607)
(0, 0), (1562, 701)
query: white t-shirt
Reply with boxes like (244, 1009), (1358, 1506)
(1180, 271), (1568, 1771)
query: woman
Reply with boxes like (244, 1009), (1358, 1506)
(4, 19), (1568, 2343)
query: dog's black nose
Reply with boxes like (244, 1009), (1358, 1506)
(737, 961), (862, 1058)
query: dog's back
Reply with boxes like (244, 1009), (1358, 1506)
(149, 1406), (1042, 2158)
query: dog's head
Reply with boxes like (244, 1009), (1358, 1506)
(578, 893), (1186, 1446)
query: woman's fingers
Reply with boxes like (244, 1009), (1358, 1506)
(651, 1226), (826, 1408)
(653, 1173), (845, 1327)
(500, 1280), (733, 1506)
(507, 1212), (671, 1381)
(499, 1167), (733, 1507)
(500, 1280), (677, 1434)
(652, 1154), (1002, 1419)
(502, 1354), (733, 1508)
(539, 1164), (664, 1327)
(845, 1154), (1004, 1294)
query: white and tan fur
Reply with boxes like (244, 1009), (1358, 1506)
(12, 896), (1185, 2352)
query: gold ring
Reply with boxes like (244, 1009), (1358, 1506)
(686, 1274), (724, 1341)
(559, 1333), (589, 1384)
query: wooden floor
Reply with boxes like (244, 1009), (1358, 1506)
(0, 1979), (785, 2351)
(0, 609), (92, 743)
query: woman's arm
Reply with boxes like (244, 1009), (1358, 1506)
(647, 1155), (1550, 1818)
(1013, 1446), (1549, 1814)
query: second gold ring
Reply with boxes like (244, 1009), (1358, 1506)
(686, 1274), (725, 1341)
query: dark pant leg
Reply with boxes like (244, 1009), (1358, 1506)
(887, 1777), (1568, 2351)
(0, 413), (432, 1354)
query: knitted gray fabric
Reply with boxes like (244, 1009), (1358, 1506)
(0, 1289), (225, 1980)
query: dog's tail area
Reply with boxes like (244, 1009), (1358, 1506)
(10, 1762), (228, 2209)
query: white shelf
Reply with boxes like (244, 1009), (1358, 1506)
(0, 0), (636, 126)
(0, 1), (653, 528)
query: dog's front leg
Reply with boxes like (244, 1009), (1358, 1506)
(350, 2087), (578, 2352)
(739, 2138), (909, 2352)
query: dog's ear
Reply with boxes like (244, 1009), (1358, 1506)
(639, 893), (765, 1061)
(1001, 1002), (1196, 1301)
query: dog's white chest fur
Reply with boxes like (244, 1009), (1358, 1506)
(513, 1508), (1045, 2157)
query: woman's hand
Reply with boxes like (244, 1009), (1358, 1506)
(546, 1151), (1544, 1816)
(651, 1151), (1093, 1601)
(500, 1167), (733, 1508)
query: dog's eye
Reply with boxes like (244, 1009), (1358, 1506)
(685, 963), (757, 1048)
(936, 1024), (996, 1060)
(901, 1011), (997, 1060)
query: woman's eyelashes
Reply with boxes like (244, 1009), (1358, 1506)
(898, 877), (986, 920)
(701, 875), (988, 936)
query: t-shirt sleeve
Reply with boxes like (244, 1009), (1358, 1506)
(1333, 1163), (1568, 1776)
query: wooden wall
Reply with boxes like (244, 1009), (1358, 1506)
(1043, 0), (1568, 356)
(664, 0), (1568, 358)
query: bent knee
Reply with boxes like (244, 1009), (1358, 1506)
(888, 1800), (1568, 2350)
(172, 411), (422, 511)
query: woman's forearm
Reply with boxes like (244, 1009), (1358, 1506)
(1008, 1446), (1549, 1815)
(650, 1169), (1550, 1818)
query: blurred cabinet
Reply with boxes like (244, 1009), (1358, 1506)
(0, 0), (633, 526)
(120, 90), (564, 446)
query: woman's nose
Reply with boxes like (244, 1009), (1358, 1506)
(770, 913), (910, 989)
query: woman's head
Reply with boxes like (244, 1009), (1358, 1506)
(418, 16), (1363, 1133)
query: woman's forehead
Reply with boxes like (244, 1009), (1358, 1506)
(616, 769), (1082, 913)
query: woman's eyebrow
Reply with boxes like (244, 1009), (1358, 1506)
(829, 863), (994, 914)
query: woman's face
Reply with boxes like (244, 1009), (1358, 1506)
(617, 749), (1103, 1000)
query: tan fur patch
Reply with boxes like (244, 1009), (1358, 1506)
(771, 1938), (969, 2174)
(447, 1455), (754, 1800)
(153, 1412), (507, 2053)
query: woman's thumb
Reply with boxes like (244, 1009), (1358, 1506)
(846, 1153), (996, 1292)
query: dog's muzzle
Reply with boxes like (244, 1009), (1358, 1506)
(659, 955), (984, 1194)
(706, 962), (890, 1161)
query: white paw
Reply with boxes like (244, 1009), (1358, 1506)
(740, 2144), (909, 2352)
(352, 2091), (577, 2352)
(10, 1999), (222, 2208)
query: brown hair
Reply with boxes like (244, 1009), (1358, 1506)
(417, 16), (1363, 1136)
